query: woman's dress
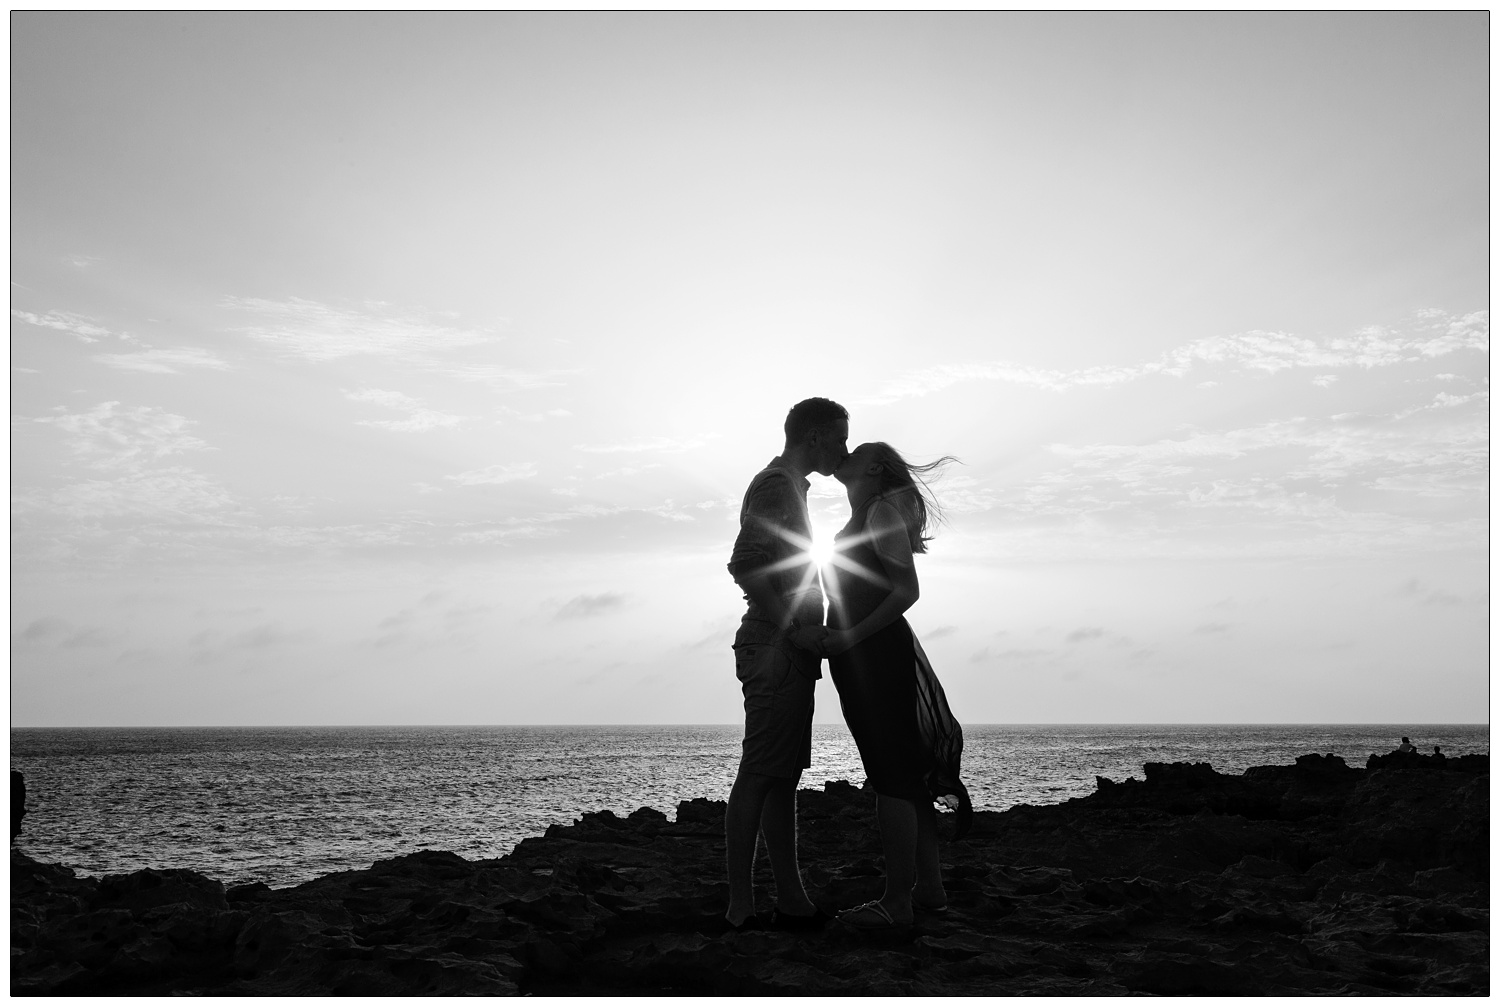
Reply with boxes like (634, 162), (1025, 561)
(826, 498), (972, 835)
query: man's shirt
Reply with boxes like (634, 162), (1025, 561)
(727, 458), (825, 660)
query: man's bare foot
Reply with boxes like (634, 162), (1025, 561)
(724, 906), (757, 928)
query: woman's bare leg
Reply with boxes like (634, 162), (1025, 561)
(912, 798), (946, 907)
(875, 794), (917, 921)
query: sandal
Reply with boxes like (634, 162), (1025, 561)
(838, 901), (911, 929)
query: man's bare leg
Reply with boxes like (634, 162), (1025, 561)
(726, 770), (815, 924)
(725, 770), (774, 925)
(757, 775), (817, 916)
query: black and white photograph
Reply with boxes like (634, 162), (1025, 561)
(10, 12), (1488, 996)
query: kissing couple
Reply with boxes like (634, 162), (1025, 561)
(723, 397), (970, 932)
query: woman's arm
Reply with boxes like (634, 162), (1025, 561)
(821, 500), (920, 656)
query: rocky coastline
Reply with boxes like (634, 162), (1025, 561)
(11, 750), (1488, 995)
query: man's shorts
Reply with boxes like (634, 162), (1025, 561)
(734, 641), (816, 779)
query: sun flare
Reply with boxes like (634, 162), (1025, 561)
(809, 534), (836, 568)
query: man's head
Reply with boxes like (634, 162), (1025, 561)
(783, 397), (849, 477)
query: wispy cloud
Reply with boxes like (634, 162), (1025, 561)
(642, 499), (696, 523)
(446, 462), (538, 486)
(94, 347), (232, 374)
(17, 403), (241, 527)
(448, 503), (629, 544)
(1042, 401), (1488, 499)
(499, 405), (574, 422)
(21, 468), (240, 523)
(445, 364), (570, 390)
(225, 296), (497, 362)
(575, 434), (717, 454)
(32, 402), (212, 470)
(965, 390), (1487, 562)
(345, 388), (462, 432)
(12, 309), (115, 343)
(866, 311), (1490, 403)
(556, 593), (626, 619)
(595, 463), (663, 480)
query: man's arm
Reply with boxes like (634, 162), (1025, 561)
(728, 568), (819, 641)
(728, 473), (826, 651)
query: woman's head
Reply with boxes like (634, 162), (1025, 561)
(835, 442), (956, 553)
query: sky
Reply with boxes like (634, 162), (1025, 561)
(10, 12), (1489, 727)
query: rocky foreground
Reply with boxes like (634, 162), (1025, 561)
(11, 750), (1488, 996)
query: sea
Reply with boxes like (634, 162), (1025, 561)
(10, 723), (1487, 890)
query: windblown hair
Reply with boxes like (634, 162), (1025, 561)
(784, 397), (849, 444)
(864, 443), (958, 554)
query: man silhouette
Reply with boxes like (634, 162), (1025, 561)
(723, 398), (849, 930)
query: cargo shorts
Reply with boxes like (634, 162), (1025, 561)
(734, 640), (817, 779)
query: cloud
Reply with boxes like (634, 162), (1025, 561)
(556, 593), (626, 619)
(94, 347), (232, 374)
(32, 402), (211, 470)
(1192, 623), (1232, 635)
(446, 462), (538, 486)
(971, 646), (1052, 663)
(17, 617), (72, 643)
(866, 311), (1489, 403)
(447, 365), (570, 390)
(1397, 578), (1469, 608)
(345, 388), (462, 432)
(596, 463), (664, 480)
(642, 499), (696, 523)
(17, 403), (242, 527)
(38, 468), (239, 522)
(447, 504), (630, 545)
(1036, 405), (1487, 507)
(1065, 627), (1105, 643)
(225, 296), (498, 362)
(13, 617), (122, 649)
(12, 309), (113, 343)
(190, 622), (313, 663)
(575, 435), (717, 454)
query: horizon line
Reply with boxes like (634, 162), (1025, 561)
(11, 721), (1490, 730)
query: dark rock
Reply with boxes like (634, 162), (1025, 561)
(10, 753), (1488, 995)
(1367, 750), (1488, 774)
(11, 770), (25, 841)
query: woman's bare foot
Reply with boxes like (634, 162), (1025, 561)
(838, 900), (913, 928)
(912, 885), (948, 911)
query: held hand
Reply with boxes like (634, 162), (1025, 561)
(819, 629), (855, 657)
(788, 624), (829, 654)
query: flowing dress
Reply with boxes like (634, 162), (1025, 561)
(826, 497), (972, 837)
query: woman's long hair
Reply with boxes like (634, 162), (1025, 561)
(863, 443), (958, 554)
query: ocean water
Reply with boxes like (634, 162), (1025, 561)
(10, 723), (1486, 889)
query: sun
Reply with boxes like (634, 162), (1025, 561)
(809, 533), (836, 568)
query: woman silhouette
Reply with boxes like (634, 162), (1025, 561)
(819, 441), (971, 928)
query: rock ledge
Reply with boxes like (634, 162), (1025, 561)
(11, 753), (1488, 995)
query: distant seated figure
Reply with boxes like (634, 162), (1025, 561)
(1396, 737), (1416, 753)
(1433, 745), (1445, 759)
